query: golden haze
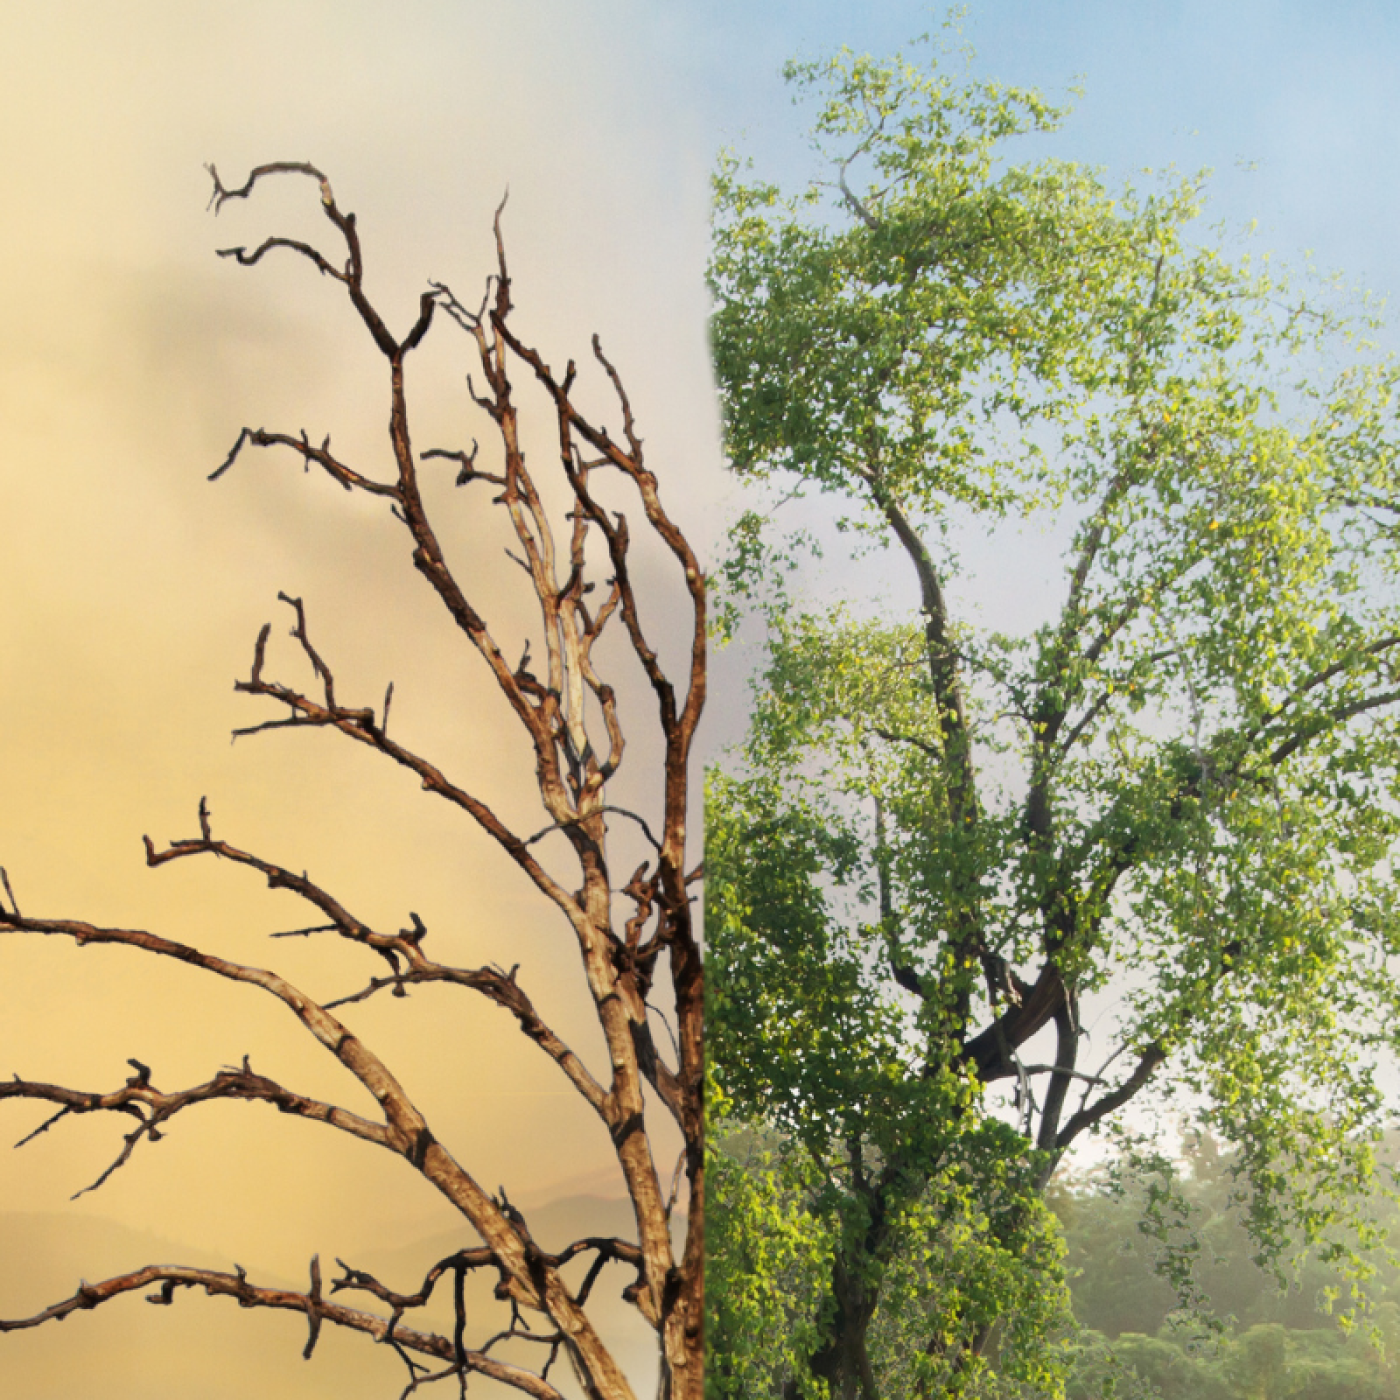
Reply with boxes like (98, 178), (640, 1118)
(0, 3), (720, 1395)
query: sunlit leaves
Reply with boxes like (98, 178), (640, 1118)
(707, 28), (1400, 1400)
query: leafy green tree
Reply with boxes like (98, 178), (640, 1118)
(707, 35), (1400, 1400)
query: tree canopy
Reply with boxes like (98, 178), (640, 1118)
(706, 37), (1400, 1400)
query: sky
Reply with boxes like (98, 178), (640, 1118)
(1, 2), (1398, 1396)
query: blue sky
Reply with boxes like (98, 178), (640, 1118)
(669, 1), (1400, 314)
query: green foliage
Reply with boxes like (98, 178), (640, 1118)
(706, 1112), (837, 1400)
(1051, 1135), (1400, 1399)
(708, 25), (1400, 1400)
(706, 1110), (1077, 1399)
(708, 767), (1077, 1396)
(1065, 1319), (1400, 1400)
(1059, 1134), (1388, 1337)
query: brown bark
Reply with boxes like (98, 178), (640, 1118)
(0, 164), (704, 1400)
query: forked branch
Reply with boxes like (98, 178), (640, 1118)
(0, 1262), (568, 1400)
(1, 161), (706, 1400)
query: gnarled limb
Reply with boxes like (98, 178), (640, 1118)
(0, 1260), (569, 1400)
(2, 161), (705, 1400)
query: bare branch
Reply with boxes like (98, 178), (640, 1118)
(1054, 1043), (1168, 1151)
(523, 805), (663, 853)
(210, 426), (399, 495)
(423, 443), (505, 487)
(0, 866), (18, 917)
(217, 236), (347, 281)
(138, 808), (611, 1112)
(206, 160), (333, 213)
(304, 1254), (325, 1360)
(230, 639), (591, 929)
(0, 1262), (568, 1400)
(2, 1060), (389, 1168)
(2, 161), (707, 1398)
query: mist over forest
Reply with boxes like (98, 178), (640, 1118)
(1054, 1134), (1400, 1400)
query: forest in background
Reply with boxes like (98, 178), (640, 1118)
(1055, 1133), (1400, 1400)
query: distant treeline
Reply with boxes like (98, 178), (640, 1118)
(1056, 1133), (1400, 1400)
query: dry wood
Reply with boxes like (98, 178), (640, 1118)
(1, 163), (705, 1400)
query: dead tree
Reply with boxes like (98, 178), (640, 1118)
(0, 163), (705, 1400)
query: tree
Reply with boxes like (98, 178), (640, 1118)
(707, 38), (1400, 1400)
(0, 163), (705, 1400)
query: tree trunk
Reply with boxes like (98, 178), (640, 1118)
(804, 1259), (881, 1400)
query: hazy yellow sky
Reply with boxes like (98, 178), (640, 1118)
(0, 3), (720, 1393)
